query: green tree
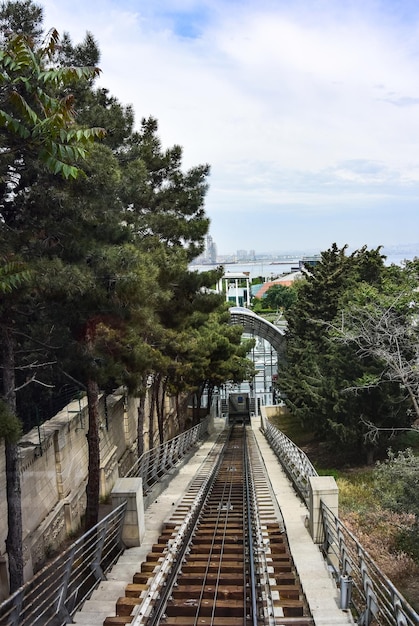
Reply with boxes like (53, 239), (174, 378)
(0, 9), (144, 537)
(0, 258), (31, 292)
(119, 116), (210, 261)
(330, 264), (419, 432)
(0, 0), (43, 41)
(280, 244), (407, 463)
(113, 117), (213, 448)
(161, 306), (255, 428)
(374, 449), (419, 561)
(0, 15), (103, 589)
(0, 30), (103, 179)
(143, 266), (225, 443)
(263, 283), (297, 311)
(193, 310), (256, 414)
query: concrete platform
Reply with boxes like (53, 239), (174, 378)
(73, 417), (354, 626)
(72, 421), (226, 626)
(251, 416), (354, 625)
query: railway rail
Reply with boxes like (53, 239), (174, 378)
(104, 426), (314, 626)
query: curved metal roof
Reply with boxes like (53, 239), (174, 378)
(229, 306), (286, 355)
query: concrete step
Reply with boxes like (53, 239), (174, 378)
(74, 599), (115, 613)
(73, 611), (116, 625)
(89, 580), (128, 600)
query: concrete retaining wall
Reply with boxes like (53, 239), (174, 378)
(0, 388), (177, 599)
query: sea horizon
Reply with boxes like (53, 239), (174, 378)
(190, 245), (419, 280)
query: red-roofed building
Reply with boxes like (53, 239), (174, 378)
(254, 271), (302, 299)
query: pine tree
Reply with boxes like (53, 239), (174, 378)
(280, 244), (407, 462)
(0, 4), (104, 588)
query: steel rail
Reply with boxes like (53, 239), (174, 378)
(118, 425), (312, 626)
(246, 428), (277, 626)
(192, 432), (244, 626)
(244, 426), (260, 626)
(140, 429), (233, 626)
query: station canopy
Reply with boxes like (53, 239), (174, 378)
(229, 306), (286, 355)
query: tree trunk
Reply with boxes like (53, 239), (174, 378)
(2, 325), (24, 592)
(154, 373), (164, 445)
(148, 374), (156, 451)
(157, 376), (168, 444)
(175, 393), (188, 432)
(137, 389), (146, 459)
(175, 394), (182, 431)
(5, 441), (23, 592)
(180, 394), (189, 430)
(193, 386), (204, 424)
(85, 377), (100, 531)
(207, 383), (214, 416)
(191, 392), (196, 424)
(366, 447), (375, 466)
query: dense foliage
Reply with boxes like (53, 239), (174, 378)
(374, 449), (419, 562)
(262, 283), (297, 311)
(279, 244), (417, 463)
(0, 1), (253, 590)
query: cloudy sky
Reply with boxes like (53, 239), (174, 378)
(39, 0), (419, 257)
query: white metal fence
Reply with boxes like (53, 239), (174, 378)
(321, 501), (419, 626)
(0, 417), (211, 626)
(261, 414), (317, 504)
(260, 416), (419, 626)
(0, 502), (127, 626)
(125, 417), (210, 488)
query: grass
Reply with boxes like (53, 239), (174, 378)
(336, 470), (378, 514)
(270, 410), (314, 447)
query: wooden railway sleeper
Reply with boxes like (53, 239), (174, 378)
(104, 427), (314, 626)
(126, 431), (233, 625)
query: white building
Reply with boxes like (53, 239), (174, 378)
(217, 271), (251, 307)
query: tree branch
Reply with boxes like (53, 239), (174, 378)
(13, 374), (54, 393)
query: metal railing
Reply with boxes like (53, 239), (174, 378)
(0, 502), (126, 626)
(0, 418), (211, 626)
(321, 501), (419, 626)
(125, 416), (210, 488)
(261, 416), (419, 626)
(261, 414), (318, 504)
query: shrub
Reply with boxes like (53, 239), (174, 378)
(373, 448), (419, 563)
(374, 448), (419, 517)
(0, 400), (22, 442)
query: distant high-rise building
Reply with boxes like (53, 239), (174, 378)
(206, 235), (217, 264)
(236, 249), (256, 261)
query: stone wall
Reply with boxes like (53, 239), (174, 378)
(0, 388), (162, 600)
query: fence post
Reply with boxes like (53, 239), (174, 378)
(56, 545), (77, 620)
(111, 478), (145, 547)
(90, 525), (107, 582)
(339, 574), (353, 610)
(309, 476), (339, 543)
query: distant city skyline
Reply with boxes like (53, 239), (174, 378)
(193, 235), (419, 266)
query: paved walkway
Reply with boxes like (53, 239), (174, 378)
(251, 417), (353, 625)
(73, 417), (354, 626)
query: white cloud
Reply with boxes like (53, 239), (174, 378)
(40, 0), (419, 254)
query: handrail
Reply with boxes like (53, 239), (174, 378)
(125, 417), (210, 488)
(261, 416), (419, 626)
(0, 502), (126, 626)
(321, 501), (419, 626)
(260, 414), (318, 504)
(0, 418), (211, 626)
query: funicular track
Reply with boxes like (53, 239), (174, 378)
(105, 426), (314, 626)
